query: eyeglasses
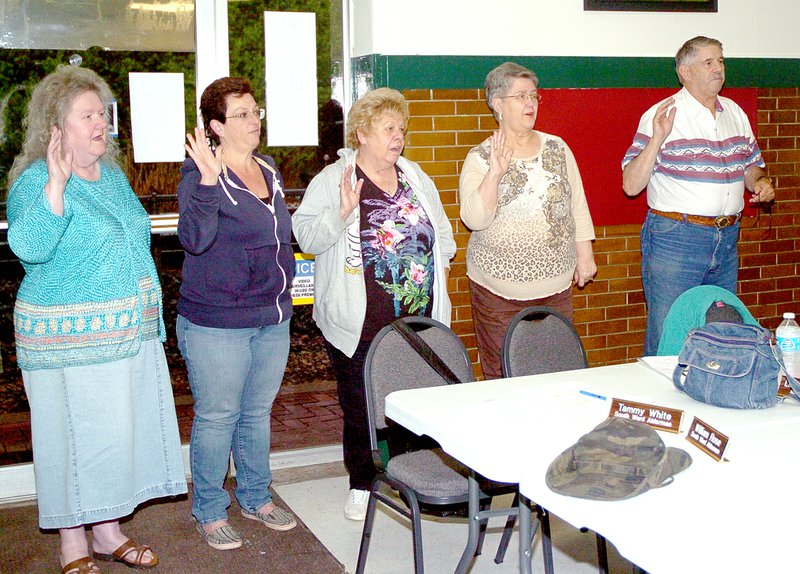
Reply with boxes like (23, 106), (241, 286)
(499, 92), (542, 104)
(225, 108), (266, 121)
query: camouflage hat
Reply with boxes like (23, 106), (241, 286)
(545, 417), (692, 501)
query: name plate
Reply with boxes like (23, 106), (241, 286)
(686, 417), (729, 462)
(608, 399), (683, 433)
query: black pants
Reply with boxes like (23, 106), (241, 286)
(326, 339), (374, 490)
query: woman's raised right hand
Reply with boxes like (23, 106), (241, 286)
(488, 130), (512, 177)
(185, 126), (222, 185)
(339, 164), (363, 220)
(45, 126), (71, 192)
(43, 126), (70, 215)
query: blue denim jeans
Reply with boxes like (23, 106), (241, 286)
(641, 211), (739, 356)
(177, 315), (290, 524)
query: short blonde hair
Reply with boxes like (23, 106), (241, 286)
(9, 65), (120, 185)
(345, 87), (409, 150)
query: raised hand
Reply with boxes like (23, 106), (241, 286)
(622, 97), (677, 196)
(651, 97), (676, 146)
(185, 126), (222, 185)
(43, 126), (71, 216)
(339, 164), (363, 220)
(488, 130), (512, 177)
(46, 126), (72, 189)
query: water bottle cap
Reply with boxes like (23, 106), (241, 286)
(784, 312), (796, 319)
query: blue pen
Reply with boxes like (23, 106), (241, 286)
(579, 390), (608, 401)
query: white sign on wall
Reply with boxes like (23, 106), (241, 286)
(263, 11), (319, 146)
(129, 72), (186, 163)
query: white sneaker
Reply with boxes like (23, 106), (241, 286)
(344, 489), (370, 521)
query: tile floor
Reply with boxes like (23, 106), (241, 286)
(274, 466), (635, 574)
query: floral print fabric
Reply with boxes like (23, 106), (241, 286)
(358, 165), (435, 340)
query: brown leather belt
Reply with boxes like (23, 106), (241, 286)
(650, 209), (742, 229)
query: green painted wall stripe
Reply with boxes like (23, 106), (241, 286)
(353, 55), (800, 90)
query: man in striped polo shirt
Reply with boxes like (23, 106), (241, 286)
(621, 35), (775, 356)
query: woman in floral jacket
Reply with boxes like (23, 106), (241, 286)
(292, 88), (455, 521)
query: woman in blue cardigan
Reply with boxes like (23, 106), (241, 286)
(176, 77), (296, 551)
(7, 66), (186, 574)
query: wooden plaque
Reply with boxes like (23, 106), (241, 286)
(609, 398), (683, 433)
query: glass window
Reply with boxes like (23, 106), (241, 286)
(0, 0), (197, 217)
(0, 0), (196, 466)
(227, 0), (342, 190)
(0, 0), (344, 466)
(0, 0), (194, 51)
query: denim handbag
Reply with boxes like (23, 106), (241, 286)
(673, 322), (792, 409)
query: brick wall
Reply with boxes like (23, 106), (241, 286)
(403, 87), (800, 379)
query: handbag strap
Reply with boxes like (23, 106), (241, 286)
(390, 319), (463, 385)
(770, 342), (800, 401)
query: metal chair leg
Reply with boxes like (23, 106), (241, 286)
(596, 533), (609, 574)
(406, 491), (425, 574)
(355, 487), (379, 574)
(538, 505), (554, 574)
(494, 491), (518, 564)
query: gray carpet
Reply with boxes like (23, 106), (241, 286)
(0, 487), (345, 573)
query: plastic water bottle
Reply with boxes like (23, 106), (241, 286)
(776, 312), (800, 380)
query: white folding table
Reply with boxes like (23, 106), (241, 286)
(385, 362), (800, 573)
